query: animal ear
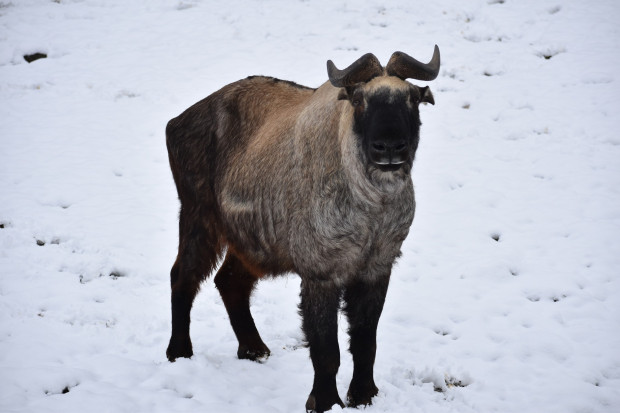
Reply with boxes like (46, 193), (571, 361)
(338, 86), (366, 111)
(419, 86), (435, 105)
(337, 86), (358, 101)
(410, 85), (435, 106)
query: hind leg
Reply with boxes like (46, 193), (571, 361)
(167, 209), (221, 362)
(214, 252), (270, 361)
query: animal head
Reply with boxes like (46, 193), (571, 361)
(327, 46), (440, 177)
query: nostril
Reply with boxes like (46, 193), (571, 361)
(394, 142), (406, 152)
(372, 142), (387, 152)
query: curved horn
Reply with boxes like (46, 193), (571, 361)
(327, 53), (384, 87)
(386, 45), (440, 81)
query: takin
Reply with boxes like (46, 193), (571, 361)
(165, 46), (440, 412)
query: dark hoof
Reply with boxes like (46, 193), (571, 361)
(347, 381), (378, 407)
(166, 336), (193, 362)
(305, 392), (344, 413)
(237, 343), (271, 362)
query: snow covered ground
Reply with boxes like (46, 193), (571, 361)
(1, 0), (619, 412)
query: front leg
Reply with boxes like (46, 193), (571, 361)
(343, 277), (389, 407)
(299, 279), (345, 413)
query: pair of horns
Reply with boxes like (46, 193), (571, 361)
(327, 45), (440, 87)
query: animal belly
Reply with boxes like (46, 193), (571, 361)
(220, 191), (291, 274)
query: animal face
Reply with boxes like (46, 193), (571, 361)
(344, 81), (434, 174)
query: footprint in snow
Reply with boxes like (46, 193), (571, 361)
(536, 46), (566, 60)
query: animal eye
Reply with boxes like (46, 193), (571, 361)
(352, 99), (361, 106)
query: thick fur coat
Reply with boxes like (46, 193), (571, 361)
(165, 53), (437, 411)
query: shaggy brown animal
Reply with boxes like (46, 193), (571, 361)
(165, 46), (440, 412)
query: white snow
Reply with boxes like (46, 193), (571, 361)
(1, 0), (619, 412)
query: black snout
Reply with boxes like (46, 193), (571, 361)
(369, 139), (408, 167)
